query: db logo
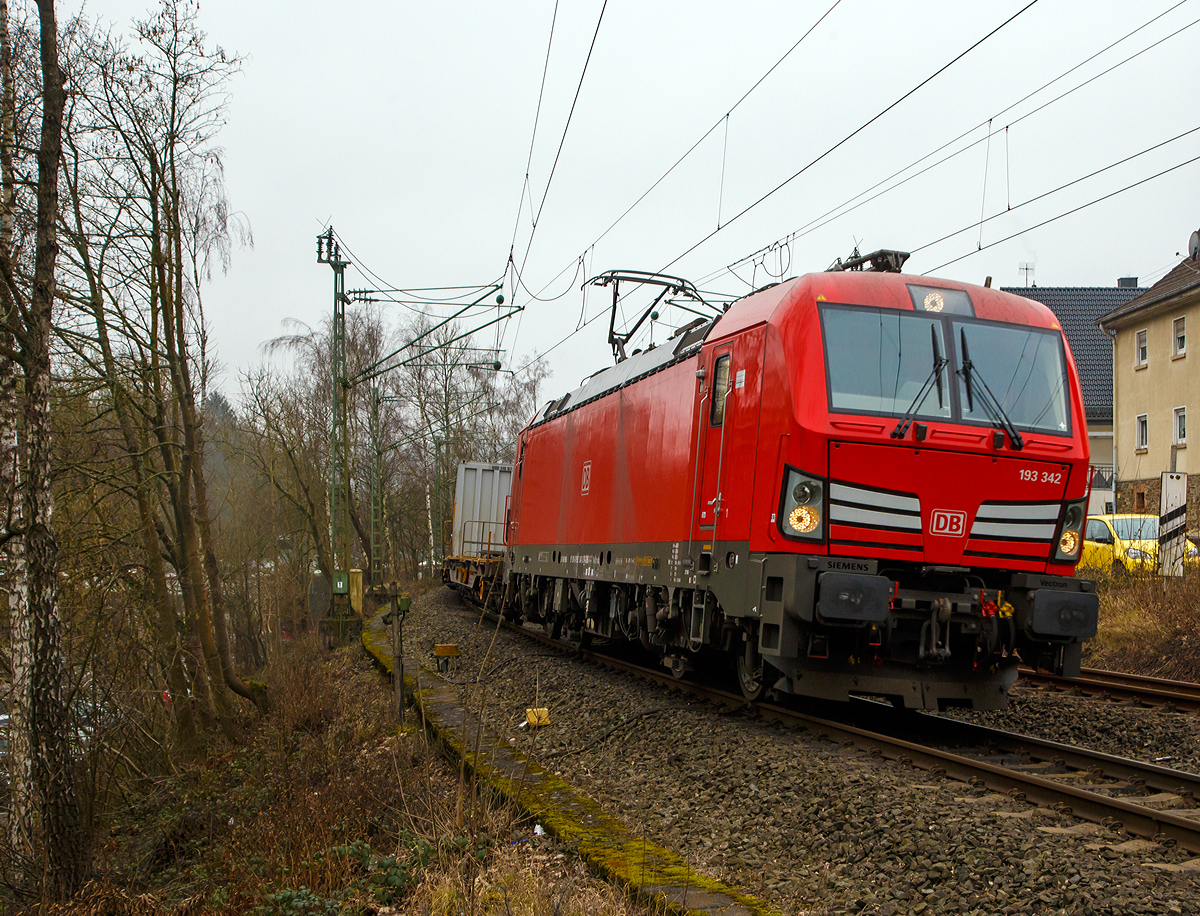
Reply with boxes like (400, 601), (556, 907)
(930, 509), (967, 537)
(581, 461), (592, 495)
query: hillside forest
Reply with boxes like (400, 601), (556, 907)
(0, 0), (545, 903)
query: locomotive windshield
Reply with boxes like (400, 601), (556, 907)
(821, 306), (952, 420)
(953, 320), (1070, 435)
(820, 304), (1071, 435)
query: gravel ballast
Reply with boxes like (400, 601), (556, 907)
(399, 587), (1200, 915)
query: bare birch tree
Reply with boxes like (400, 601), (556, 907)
(0, 0), (87, 897)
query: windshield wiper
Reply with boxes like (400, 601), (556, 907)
(957, 328), (1025, 450)
(891, 325), (947, 439)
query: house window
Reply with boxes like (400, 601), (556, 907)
(1135, 329), (1148, 367)
(1136, 414), (1148, 450)
(1174, 317), (1186, 357)
(1134, 487), (1146, 513)
(1176, 407), (1187, 445)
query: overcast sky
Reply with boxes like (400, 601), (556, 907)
(68, 0), (1200, 404)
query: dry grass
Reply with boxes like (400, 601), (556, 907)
(410, 843), (664, 916)
(41, 637), (653, 916)
(1082, 567), (1200, 681)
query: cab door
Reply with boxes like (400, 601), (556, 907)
(696, 346), (733, 532)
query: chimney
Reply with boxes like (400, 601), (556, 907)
(1117, 277), (1138, 288)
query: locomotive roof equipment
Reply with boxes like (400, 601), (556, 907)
(585, 269), (717, 363)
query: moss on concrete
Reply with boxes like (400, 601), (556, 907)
(361, 608), (778, 916)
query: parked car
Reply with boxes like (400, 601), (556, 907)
(1082, 514), (1199, 573)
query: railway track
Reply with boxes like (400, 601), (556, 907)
(475, 608), (1200, 854)
(1021, 665), (1200, 714)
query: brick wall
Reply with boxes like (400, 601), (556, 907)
(1116, 474), (1200, 524)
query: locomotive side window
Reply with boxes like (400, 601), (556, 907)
(710, 355), (731, 426)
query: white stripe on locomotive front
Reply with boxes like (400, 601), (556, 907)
(830, 504), (923, 530)
(970, 521), (1057, 540)
(829, 483), (920, 514)
(973, 502), (1060, 521)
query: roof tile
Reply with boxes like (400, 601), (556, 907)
(1097, 256), (1200, 326)
(1000, 286), (1143, 424)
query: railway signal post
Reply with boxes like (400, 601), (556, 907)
(1159, 472), (1189, 577)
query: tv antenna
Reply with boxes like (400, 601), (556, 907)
(1019, 262), (1035, 287)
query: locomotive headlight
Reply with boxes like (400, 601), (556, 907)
(788, 505), (820, 534)
(780, 467), (825, 541)
(792, 480), (821, 506)
(1063, 504), (1084, 531)
(1053, 498), (1087, 562)
(1058, 529), (1079, 556)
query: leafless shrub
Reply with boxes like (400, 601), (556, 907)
(1083, 569), (1200, 681)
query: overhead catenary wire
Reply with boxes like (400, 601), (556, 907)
(699, 0), (1196, 287)
(324, 227), (517, 386)
(358, 285), (508, 297)
(517, 0), (609, 273)
(520, 157), (1193, 388)
(978, 119), (993, 250)
(333, 230), (503, 308)
(512, 3), (1188, 384)
(921, 152), (1200, 274)
(911, 124), (1200, 256)
(510, 255), (586, 303)
(509, 305), (609, 381)
(507, 0), (562, 260)
(658, 0), (1043, 275)
(581, 0), (844, 253)
(503, 0), (844, 366)
(503, 0), (608, 362)
(623, 8), (1197, 350)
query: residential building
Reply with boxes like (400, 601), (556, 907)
(1098, 230), (1200, 518)
(1003, 279), (1145, 514)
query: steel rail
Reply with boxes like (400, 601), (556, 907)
(1020, 665), (1200, 713)
(906, 714), (1200, 799)
(760, 705), (1200, 854)
(470, 607), (1200, 853)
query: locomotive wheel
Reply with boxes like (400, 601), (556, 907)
(736, 643), (765, 701)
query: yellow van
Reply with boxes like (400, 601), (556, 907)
(1082, 514), (1198, 573)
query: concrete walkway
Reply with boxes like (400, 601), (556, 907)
(362, 608), (777, 916)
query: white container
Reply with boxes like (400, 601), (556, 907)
(451, 462), (513, 558)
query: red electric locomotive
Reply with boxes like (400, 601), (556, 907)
(499, 251), (1097, 710)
